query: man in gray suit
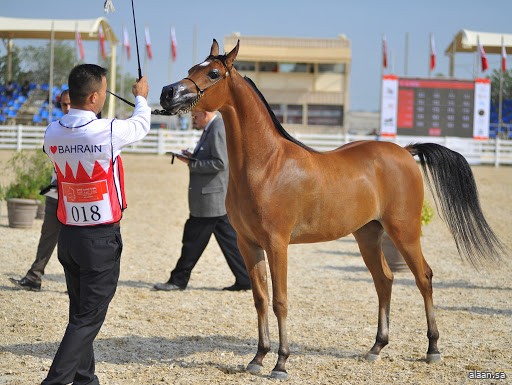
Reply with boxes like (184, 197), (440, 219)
(154, 110), (250, 291)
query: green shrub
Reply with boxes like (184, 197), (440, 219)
(3, 150), (53, 202)
(421, 200), (434, 227)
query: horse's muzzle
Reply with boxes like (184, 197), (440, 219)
(160, 82), (197, 115)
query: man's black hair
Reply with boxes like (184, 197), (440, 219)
(68, 64), (107, 105)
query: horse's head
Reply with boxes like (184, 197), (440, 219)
(160, 39), (239, 114)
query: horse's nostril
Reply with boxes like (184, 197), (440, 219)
(167, 88), (174, 99)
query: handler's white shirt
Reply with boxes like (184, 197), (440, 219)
(44, 96), (151, 225)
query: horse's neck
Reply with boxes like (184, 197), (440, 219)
(219, 76), (282, 174)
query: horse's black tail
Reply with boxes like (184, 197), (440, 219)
(406, 142), (506, 267)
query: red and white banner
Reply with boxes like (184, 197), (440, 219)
(76, 30), (84, 61)
(501, 36), (507, 73)
(429, 34), (436, 72)
(382, 35), (388, 69)
(478, 37), (488, 72)
(145, 26), (153, 60)
(171, 27), (177, 62)
(123, 26), (131, 60)
(99, 25), (107, 60)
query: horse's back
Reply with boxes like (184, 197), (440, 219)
(324, 140), (421, 178)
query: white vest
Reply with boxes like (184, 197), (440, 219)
(44, 118), (126, 226)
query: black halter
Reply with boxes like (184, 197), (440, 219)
(184, 55), (231, 96)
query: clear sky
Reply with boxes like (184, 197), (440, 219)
(1, 0), (510, 111)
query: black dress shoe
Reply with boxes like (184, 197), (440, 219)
(153, 282), (185, 291)
(222, 283), (251, 291)
(9, 277), (41, 291)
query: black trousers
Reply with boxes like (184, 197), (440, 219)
(41, 224), (122, 385)
(169, 215), (249, 288)
(26, 197), (61, 284)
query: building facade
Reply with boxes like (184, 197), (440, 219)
(224, 33), (351, 133)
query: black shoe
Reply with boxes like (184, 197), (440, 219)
(222, 283), (251, 291)
(153, 282), (186, 291)
(9, 277), (41, 291)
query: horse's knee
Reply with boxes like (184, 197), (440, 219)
(253, 295), (267, 311)
(272, 299), (287, 317)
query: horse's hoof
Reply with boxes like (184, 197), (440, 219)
(270, 370), (288, 380)
(426, 353), (442, 363)
(365, 352), (381, 362)
(246, 363), (263, 374)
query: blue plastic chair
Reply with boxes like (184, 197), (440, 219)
(53, 109), (64, 119)
(33, 114), (42, 124)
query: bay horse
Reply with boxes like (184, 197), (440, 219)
(159, 39), (506, 379)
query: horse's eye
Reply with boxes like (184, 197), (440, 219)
(208, 69), (220, 80)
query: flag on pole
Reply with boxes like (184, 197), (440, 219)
(145, 26), (153, 60)
(171, 27), (178, 62)
(103, 0), (115, 13)
(76, 29), (84, 61)
(382, 35), (388, 69)
(123, 26), (131, 60)
(478, 36), (488, 72)
(99, 24), (107, 59)
(501, 36), (507, 73)
(429, 34), (436, 71)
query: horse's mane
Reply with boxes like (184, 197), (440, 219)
(243, 76), (317, 152)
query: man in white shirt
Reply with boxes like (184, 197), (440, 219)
(41, 64), (150, 385)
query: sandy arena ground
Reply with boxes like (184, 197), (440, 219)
(0, 150), (511, 385)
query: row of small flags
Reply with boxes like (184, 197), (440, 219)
(75, 25), (178, 62)
(382, 34), (507, 73)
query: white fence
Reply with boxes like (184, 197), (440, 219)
(1, 124), (512, 166)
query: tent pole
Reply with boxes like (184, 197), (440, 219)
(108, 44), (117, 118)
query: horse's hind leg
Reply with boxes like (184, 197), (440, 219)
(391, 232), (441, 363)
(353, 222), (393, 361)
(236, 237), (271, 374)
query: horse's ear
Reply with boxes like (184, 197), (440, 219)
(210, 39), (219, 57)
(226, 40), (239, 68)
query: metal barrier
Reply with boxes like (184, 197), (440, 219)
(1, 124), (512, 166)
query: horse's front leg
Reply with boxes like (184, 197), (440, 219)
(237, 237), (270, 374)
(267, 242), (290, 379)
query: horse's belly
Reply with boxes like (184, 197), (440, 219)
(289, 199), (374, 243)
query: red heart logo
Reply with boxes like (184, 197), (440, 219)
(50, 146), (57, 154)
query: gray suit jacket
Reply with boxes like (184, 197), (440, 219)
(188, 115), (229, 217)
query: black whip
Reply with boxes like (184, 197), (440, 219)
(131, 0), (143, 80)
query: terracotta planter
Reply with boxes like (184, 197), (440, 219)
(7, 198), (39, 228)
(382, 233), (409, 272)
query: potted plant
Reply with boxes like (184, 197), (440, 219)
(3, 150), (53, 228)
(382, 200), (434, 272)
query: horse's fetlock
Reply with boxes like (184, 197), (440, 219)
(277, 347), (290, 359)
(375, 334), (389, 347)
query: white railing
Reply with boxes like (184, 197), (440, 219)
(2, 124), (512, 166)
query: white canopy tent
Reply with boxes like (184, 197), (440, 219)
(445, 29), (512, 77)
(0, 16), (119, 117)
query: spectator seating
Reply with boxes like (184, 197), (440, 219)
(490, 99), (512, 138)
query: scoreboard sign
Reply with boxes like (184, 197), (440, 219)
(380, 75), (490, 139)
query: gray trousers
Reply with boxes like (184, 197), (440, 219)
(25, 197), (61, 284)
